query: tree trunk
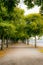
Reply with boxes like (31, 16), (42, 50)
(1, 41), (3, 50)
(27, 39), (29, 45)
(1, 37), (4, 50)
(35, 36), (37, 48)
(6, 39), (8, 48)
(26, 39), (27, 45)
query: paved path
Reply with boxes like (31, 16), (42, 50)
(0, 44), (43, 65)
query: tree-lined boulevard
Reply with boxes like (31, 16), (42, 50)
(0, 0), (43, 65)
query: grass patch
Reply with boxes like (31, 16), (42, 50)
(0, 50), (6, 57)
(0, 48), (9, 58)
(38, 48), (43, 53)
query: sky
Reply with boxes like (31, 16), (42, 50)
(18, 0), (40, 15)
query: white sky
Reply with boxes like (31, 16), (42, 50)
(18, 0), (40, 15)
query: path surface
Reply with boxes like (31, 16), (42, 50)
(0, 44), (43, 65)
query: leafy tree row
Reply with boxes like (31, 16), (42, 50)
(0, 0), (43, 50)
(0, 12), (43, 49)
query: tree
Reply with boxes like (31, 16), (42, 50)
(0, 0), (26, 45)
(24, 0), (43, 14)
(11, 7), (26, 42)
(25, 14), (43, 47)
(0, 22), (16, 50)
(0, 0), (20, 12)
(25, 14), (33, 44)
(0, 0), (20, 22)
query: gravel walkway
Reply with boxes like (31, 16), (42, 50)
(0, 44), (43, 65)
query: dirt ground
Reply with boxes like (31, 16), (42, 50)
(0, 44), (43, 65)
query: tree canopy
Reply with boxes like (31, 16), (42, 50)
(25, 14), (43, 37)
(24, 0), (43, 14)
